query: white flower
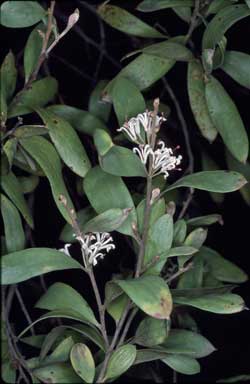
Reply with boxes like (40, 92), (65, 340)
(76, 232), (115, 267)
(117, 112), (166, 143)
(133, 140), (182, 179)
(151, 141), (182, 179)
(59, 243), (72, 256)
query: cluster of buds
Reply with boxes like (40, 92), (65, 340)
(117, 100), (182, 179)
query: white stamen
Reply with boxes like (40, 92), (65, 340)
(59, 243), (72, 257)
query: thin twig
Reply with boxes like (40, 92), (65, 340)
(166, 262), (193, 284)
(15, 287), (35, 336)
(185, 0), (201, 43)
(117, 308), (138, 348)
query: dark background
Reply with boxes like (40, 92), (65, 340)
(1, 1), (250, 383)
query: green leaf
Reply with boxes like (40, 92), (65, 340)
(108, 53), (175, 91)
(142, 41), (193, 61)
(165, 246), (198, 258)
(184, 228), (207, 249)
(201, 152), (224, 204)
(135, 317), (167, 347)
(83, 166), (137, 237)
(161, 171), (247, 194)
(161, 354), (200, 375)
(55, 324), (105, 351)
(60, 207), (95, 243)
(3, 138), (18, 169)
(36, 108), (91, 177)
(161, 329), (216, 358)
(20, 136), (75, 223)
(106, 294), (129, 324)
(226, 150), (250, 205)
(0, 51), (17, 101)
(2, 361), (16, 383)
(8, 77), (58, 118)
(133, 349), (170, 365)
(98, 4), (165, 38)
(13, 124), (48, 138)
(187, 214), (223, 227)
(18, 175), (39, 194)
(202, 5), (250, 52)
(88, 80), (111, 122)
(99, 145), (147, 177)
(93, 129), (113, 156)
(83, 208), (132, 233)
(217, 374), (250, 383)
(172, 285), (236, 298)
(144, 214), (173, 273)
(201, 246), (248, 283)
(173, 219), (187, 246)
(70, 343), (95, 383)
(36, 282), (99, 327)
(0, 1), (46, 28)
(206, 0), (239, 15)
(24, 23), (48, 82)
(205, 76), (249, 163)
(104, 345), (137, 381)
(174, 293), (245, 314)
(0, 170), (33, 227)
(2, 248), (82, 285)
(116, 275), (173, 319)
(21, 335), (45, 349)
(48, 105), (108, 136)
(177, 251), (204, 289)
(112, 77), (146, 126)
(187, 60), (217, 142)
(173, 6), (192, 22)
(222, 51), (250, 89)
(33, 363), (82, 384)
(137, 0), (194, 12)
(1, 194), (25, 253)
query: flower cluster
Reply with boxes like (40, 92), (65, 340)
(118, 111), (182, 179)
(59, 232), (115, 267)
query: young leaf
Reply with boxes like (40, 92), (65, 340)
(36, 108), (91, 177)
(135, 317), (167, 347)
(202, 4), (250, 52)
(60, 207), (95, 243)
(112, 77), (146, 125)
(0, 51), (17, 101)
(70, 343), (95, 383)
(88, 80), (111, 122)
(173, 219), (187, 245)
(20, 136), (75, 223)
(83, 208), (132, 233)
(205, 76), (249, 163)
(99, 145), (147, 177)
(98, 4), (165, 38)
(0, 1), (46, 28)
(1, 194), (25, 253)
(137, 0), (194, 12)
(201, 246), (248, 283)
(48, 105), (108, 136)
(174, 293), (245, 314)
(83, 166), (137, 237)
(222, 51), (250, 89)
(161, 171), (247, 194)
(104, 345), (137, 381)
(187, 60), (217, 142)
(33, 363), (82, 384)
(161, 355), (200, 375)
(8, 77), (58, 118)
(161, 329), (216, 358)
(35, 282), (99, 327)
(116, 275), (173, 319)
(0, 171), (33, 227)
(24, 23), (48, 82)
(2, 248), (82, 285)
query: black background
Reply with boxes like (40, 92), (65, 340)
(1, 1), (250, 383)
